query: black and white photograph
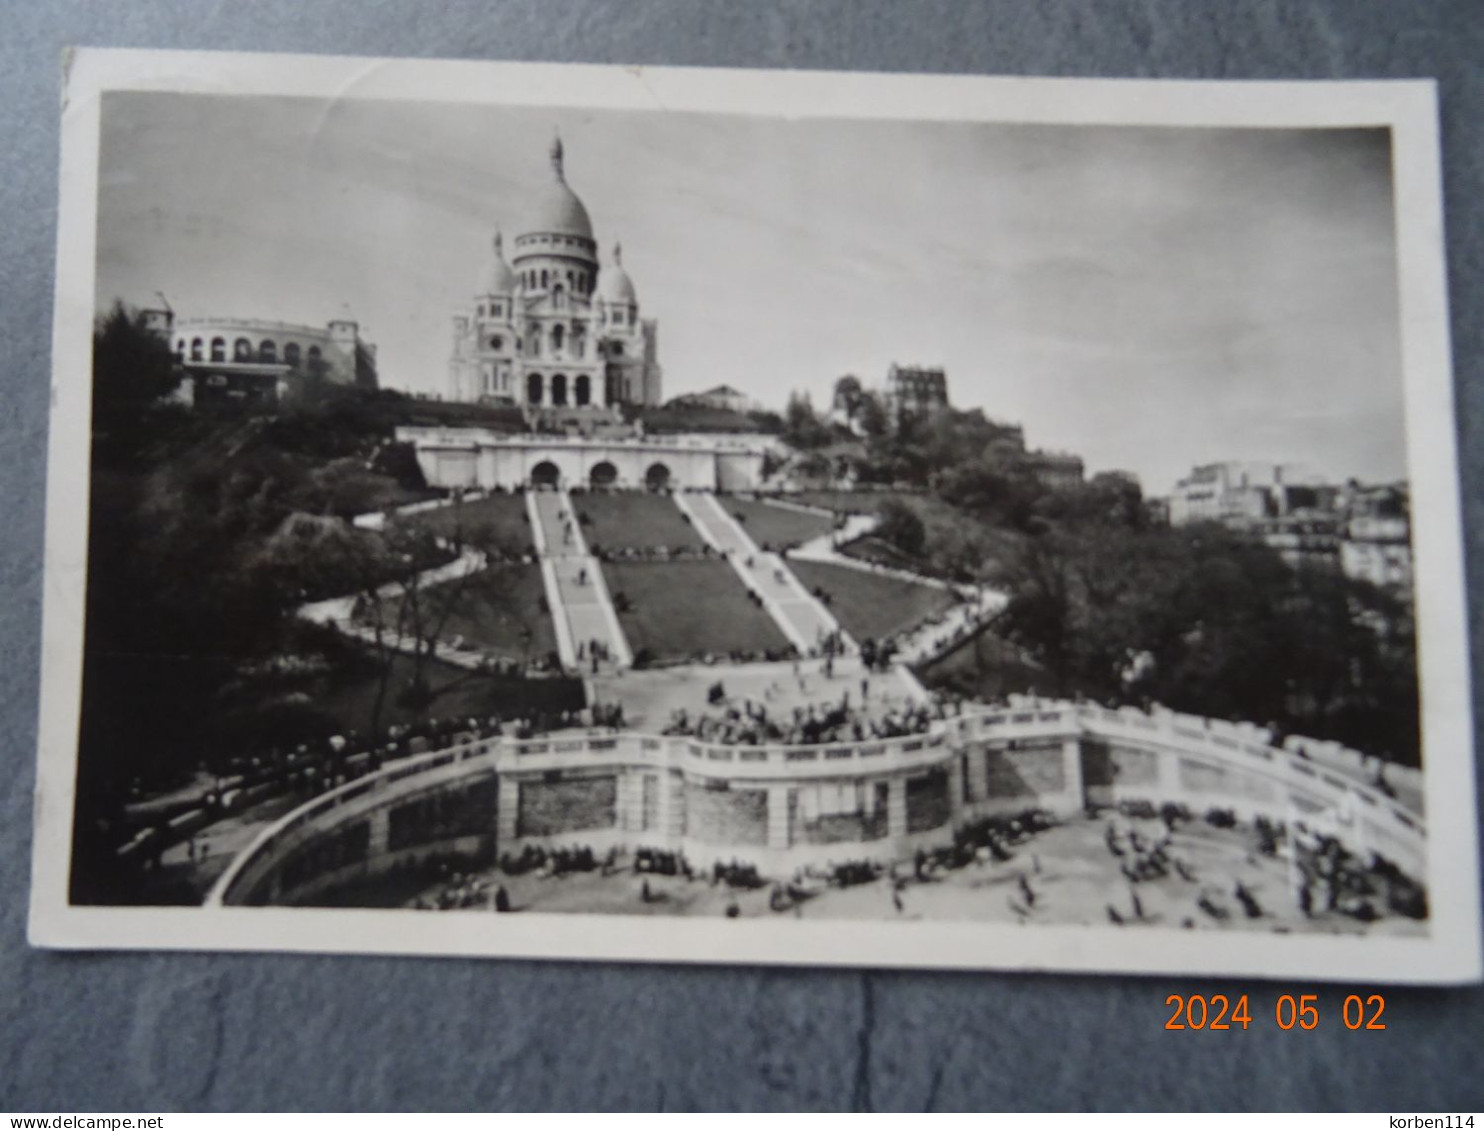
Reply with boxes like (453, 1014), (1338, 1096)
(29, 49), (1483, 981)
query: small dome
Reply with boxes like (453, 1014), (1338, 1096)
(480, 231), (517, 294)
(519, 134), (594, 242)
(601, 242), (637, 303)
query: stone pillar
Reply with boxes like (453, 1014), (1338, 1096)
(661, 770), (686, 839)
(966, 743), (988, 804)
(367, 808), (390, 857)
(887, 777), (908, 839)
(498, 777), (521, 842)
(1061, 735), (1086, 815)
(618, 771), (643, 833)
(947, 755), (965, 823)
(1155, 745), (1184, 804)
(766, 784), (791, 849)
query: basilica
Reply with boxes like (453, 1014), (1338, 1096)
(447, 136), (663, 410)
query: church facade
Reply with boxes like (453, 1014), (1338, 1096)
(448, 137), (663, 410)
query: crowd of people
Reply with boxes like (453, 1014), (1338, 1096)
(589, 543), (715, 564)
(661, 688), (947, 748)
(495, 843), (617, 878)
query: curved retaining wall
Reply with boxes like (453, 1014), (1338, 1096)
(206, 703), (1426, 907)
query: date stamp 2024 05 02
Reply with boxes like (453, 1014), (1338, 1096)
(1163, 992), (1390, 1032)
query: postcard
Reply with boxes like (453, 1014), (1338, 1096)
(29, 48), (1482, 982)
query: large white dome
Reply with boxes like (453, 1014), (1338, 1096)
(519, 136), (594, 242)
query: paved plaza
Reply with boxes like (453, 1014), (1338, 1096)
(589, 654), (926, 733)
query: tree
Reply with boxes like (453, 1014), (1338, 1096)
(344, 517), (530, 734)
(855, 390), (889, 438)
(831, 375), (863, 422)
(783, 391), (832, 449)
(876, 498), (927, 558)
(92, 301), (179, 428)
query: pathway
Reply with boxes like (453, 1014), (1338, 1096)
(528, 488), (633, 670)
(781, 503), (1008, 665)
(295, 544), (504, 670)
(675, 491), (854, 656)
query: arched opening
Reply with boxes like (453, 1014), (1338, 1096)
(259, 340), (277, 363)
(190, 337), (204, 361)
(574, 374), (591, 406)
(645, 462), (672, 492)
(541, 269), (549, 289)
(589, 461), (618, 488)
(553, 285), (566, 310)
(210, 338), (226, 362)
(550, 373), (568, 406)
(306, 345), (323, 374)
(551, 324), (565, 355)
(530, 460), (561, 489)
(234, 338), (253, 362)
(283, 342), (301, 369)
(527, 372), (543, 404)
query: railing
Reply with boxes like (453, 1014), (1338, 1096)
(394, 426), (769, 455)
(205, 698), (1428, 907)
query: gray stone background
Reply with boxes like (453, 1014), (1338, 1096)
(2, 0), (1482, 1111)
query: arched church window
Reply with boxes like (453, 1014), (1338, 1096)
(551, 324), (564, 354)
(259, 340), (277, 363)
(541, 269), (549, 289)
(190, 338), (204, 361)
(551, 373), (567, 406)
(284, 343), (301, 368)
(527, 372), (543, 404)
(210, 338), (226, 362)
(234, 338), (253, 361)
(574, 374), (591, 406)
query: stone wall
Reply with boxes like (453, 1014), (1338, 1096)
(683, 781), (768, 846)
(517, 774), (617, 837)
(984, 743), (1067, 799)
(905, 768), (951, 834)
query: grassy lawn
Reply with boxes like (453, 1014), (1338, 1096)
(575, 492), (709, 553)
(373, 564), (557, 664)
(723, 497), (837, 550)
(792, 489), (1024, 583)
(605, 560), (791, 662)
(400, 493), (535, 554)
(317, 653), (584, 736)
(787, 559), (957, 643)
(789, 489), (911, 516)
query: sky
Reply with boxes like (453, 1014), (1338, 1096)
(94, 92), (1407, 494)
